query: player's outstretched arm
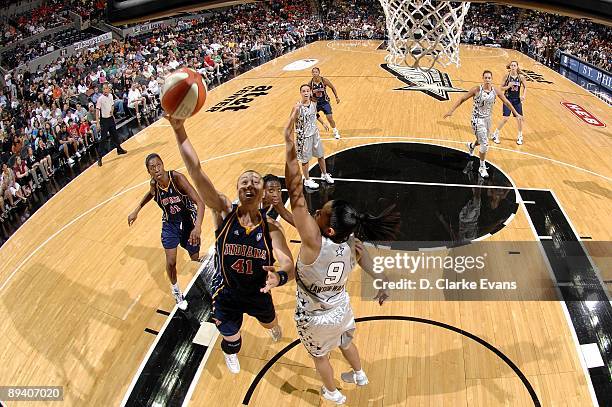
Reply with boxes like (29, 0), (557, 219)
(261, 220), (296, 293)
(166, 116), (231, 220)
(444, 86), (478, 118)
(128, 180), (155, 226)
(323, 77), (340, 103)
(173, 171), (206, 245)
(355, 239), (389, 305)
(283, 105), (322, 255)
(495, 88), (523, 120)
(273, 202), (295, 227)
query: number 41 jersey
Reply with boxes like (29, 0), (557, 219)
(215, 205), (275, 292)
(296, 235), (356, 312)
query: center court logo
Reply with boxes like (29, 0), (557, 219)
(381, 63), (466, 101)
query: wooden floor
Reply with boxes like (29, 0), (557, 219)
(1, 41), (610, 406)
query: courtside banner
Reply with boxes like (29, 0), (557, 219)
(74, 32), (113, 50)
(561, 102), (606, 127)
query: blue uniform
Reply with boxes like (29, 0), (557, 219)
(502, 74), (523, 117)
(154, 171), (200, 255)
(211, 204), (276, 336)
(310, 77), (333, 115)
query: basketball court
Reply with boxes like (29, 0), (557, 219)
(0, 26), (610, 407)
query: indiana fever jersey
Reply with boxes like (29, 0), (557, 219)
(215, 205), (275, 292)
(154, 171), (197, 223)
(503, 74), (522, 99)
(310, 78), (329, 102)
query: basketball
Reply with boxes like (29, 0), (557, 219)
(160, 68), (207, 119)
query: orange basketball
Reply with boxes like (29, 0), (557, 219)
(161, 68), (207, 119)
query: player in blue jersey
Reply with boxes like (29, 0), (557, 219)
(165, 116), (295, 374)
(492, 61), (527, 145)
(128, 153), (205, 310)
(310, 67), (341, 139)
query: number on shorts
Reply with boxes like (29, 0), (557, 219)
(231, 259), (253, 274)
(324, 261), (345, 284)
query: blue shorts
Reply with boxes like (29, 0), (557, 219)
(503, 98), (523, 117)
(212, 285), (276, 336)
(317, 100), (333, 115)
(161, 220), (200, 255)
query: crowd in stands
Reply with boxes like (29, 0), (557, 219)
(463, 3), (612, 72)
(0, 0), (610, 239)
(319, 0), (385, 39)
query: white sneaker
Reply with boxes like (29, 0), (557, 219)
(478, 166), (489, 178)
(224, 352), (240, 374)
(466, 141), (475, 156)
(269, 325), (282, 342)
(67, 157), (75, 165)
(517, 135), (523, 145)
(321, 173), (334, 184)
(321, 386), (346, 404)
(304, 178), (319, 189)
(333, 129), (341, 139)
(341, 370), (369, 386)
(492, 130), (500, 144)
(173, 290), (188, 310)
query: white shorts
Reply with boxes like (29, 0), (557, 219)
(296, 133), (324, 164)
(471, 117), (490, 146)
(295, 300), (356, 357)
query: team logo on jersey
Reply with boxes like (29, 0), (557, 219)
(381, 64), (466, 101)
(256, 232), (262, 242)
(283, 59), (319, 71)
(234, 230), (240, 236)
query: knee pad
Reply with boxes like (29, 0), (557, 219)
(221, 337), (242, 355)
(479, 142), (489, 154)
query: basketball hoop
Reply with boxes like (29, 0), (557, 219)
(379, 0), (471, 70)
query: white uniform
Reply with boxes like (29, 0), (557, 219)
(471, 85), (496, 145)
(295, 101), (324, 164)
(295, 235), (357, 357)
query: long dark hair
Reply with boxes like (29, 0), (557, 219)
(329, 200), (400, 244)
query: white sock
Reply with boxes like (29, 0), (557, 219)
(171, 283), (180, 293)
(480, 160), (486, 168)
(333, 127), (338, 132)
(354, 369), (365, 377)
(324, 386), (339, 395)
(518, 132), (523, 137)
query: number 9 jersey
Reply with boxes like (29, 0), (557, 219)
(295, 235), (356, 312)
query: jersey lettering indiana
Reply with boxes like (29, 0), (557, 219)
(215, 205), (275, 291)
(154, 171), (197, 223)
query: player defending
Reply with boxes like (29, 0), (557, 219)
(128, 154), (204, 310)
(310, 67), (341, 139)
(165, 116), (295, 375)
(282, 107), (399, 404)
(293, 84), (334, 189)
(444, 70), (523, 178)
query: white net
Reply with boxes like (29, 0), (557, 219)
(379, 0), (471, 69)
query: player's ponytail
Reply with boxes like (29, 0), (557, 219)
(329, 200), (400, 244)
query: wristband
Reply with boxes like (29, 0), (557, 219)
(277, 270), (288, 286)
